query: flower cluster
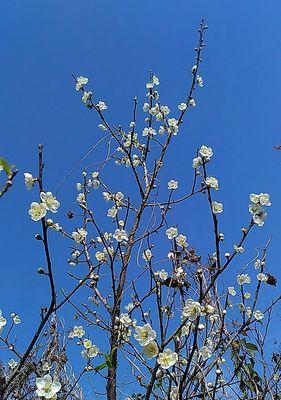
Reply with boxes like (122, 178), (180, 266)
(248, 193), (271, 226)
(28, 192), (60, 221)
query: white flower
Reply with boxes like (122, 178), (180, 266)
(205, 177), (219, 190)
(8, 359), (18, 369)
(113, 229), (128, 242)
(176, 234), (187, 247)
(166, 227), (178, 240)
(212, 202), (223, 214)
(257, 273), (268, 282)
(95, 251), (106, 262)
(11, 313), (21, 324)
(189, 98), (196, 107)
(72, 228), (88, 243)
(143, 102), (150, 112)
(76, 193), (85, 203)
(75, 76), (88, 91)
(237, 274), (251, 285)
(81, 91), (92, 103)
(36, 374), (61, 399)
(96, 101), (107, 110)
(98, 123), (107, 131)
(152, 75), (159, 85)
(160, 106), (170, 115)
(250, 193), (271, 206)
(168, 180), (179, 190)
(29, 202), (47, 221)
(254, 259), (263, 269)
(24, 173), (35, 189)
(234, 245), (244, 253)
(68, 325), (85, 339)
(244, 292), (251, 299)
(142, 127), (157, 137)
(192, 156), (203, 169)
(199, 346), (212, 360)
(107, 206), (118, 218)
(119, 313), (133, 327)
(199, 145), (213, 160)
(196, 75), (203, 87)
(40, 192), (60, 213)
(134, 324), (156, 346)
(81, 340), (99, 358)
(155, 269), (168, 280)
(182, 299), (202, 321)
(228, 287), (236, 296)
(125, 302), (134, 312)
(178, 103), (187, 111)
(0, 310), (7, 334)
(253, 209), (267, 227)
(157, 349), (178, 369)
(142, 341), (159, 359)
(253, 310), (264, 320)
(142, 249), (152, 261)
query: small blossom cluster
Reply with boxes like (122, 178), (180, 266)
(248, 193), (271, 226)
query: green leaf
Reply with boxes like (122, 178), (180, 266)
(245, 342), (258, 351)
(94, 362), (107, 372)
(0, 158), (11, 175)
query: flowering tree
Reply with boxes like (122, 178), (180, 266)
(0, 20), (280, 400)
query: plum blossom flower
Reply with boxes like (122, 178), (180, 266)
(157, 349), (178, 369)
(212, 202), (223, 214)
(68, 325), (85, 339)
(35, 374), (61, 399)
(257, 273), (268, 282)
(81, 339), (99, 359)
(82, 91), (92, 103)
(24, 173), (36, 189)
(199, 145), (213, 160)
(142, 249), (152, 261)
(40, 192), (60, 213)
(182, 299), (202, 321)
(166, 227), (178, 240)
(199, 346), (212, 360)
(189, 98), (196, 107)
(29, 202), (47, 221)
(113, 229), (128, 242)
(134, 324), (156, 346)
(75, 76), (88, 91)
(237, 274), (251, 285)
(168, 180), (178, 190)
(8, 359), (18, 369)
(178, 103), (187, 111)
(196, 75), (203, 87)
(142, 127), (157, 137)
(96, 101), (107, 110)
(155, 269), (168, 280)
(0, 310), (7, 334)
(142, 341), (159, 359)
(72, 228), (88, 243)
(176, 234), (187, 247)
(253, 310), (264, 320)
(228, 287), (236, 296)
(192, 156), (203, 169)
(205, 177), (219, 190)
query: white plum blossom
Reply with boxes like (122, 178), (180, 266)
(189, 98), (196, 107)
(0, 310), (7, 334)
(234, 245), (244, 253)
(196, 75), (203, 87)
(199, 145), (213, 160)
(250, 193), (271, 206)
(98, 123), (107, 131)
(228, 287), (236, 296)
(40, 192), (60, 213)
(75, 76), (88, 91)
(178, 102), (187, 111)
(72, 228), (88, 243)
(35, 374), (61, 399)
(113, 229), (128, 242)
(125, 302), (134, 312)
(237, 274), (251, 285)
(81, 339), (99, 359)
(199, 346), (212, 360)
(253, 310), (264, 320)
(205, 177), (219, 190)
(96, 101), (107, 110)
(8, 359), (18, 369)
(11, 313), (21, 324)
(161, 105), (170, 115)
(176, 234), (187, 247)
(168, 180), (179, 190)
(29, 202), (47, 221)
(152, 75), (159, 85)
(24, 173), (36, 189)
(249, 193), (271, 226)
(142, 341), (159, 359)
(257, 273), (268, 282)
(166, 227), (178, 239)
(157, 349), (178, 369)
(168, 118), (179, 135)
(192, 156), (203, 169)
(142, 127), (157, 137)
(81, 91), (92, 103)
(212, 202), (223, 214)
(182, 299), (202, 321)
(134, 324), (156, 346)
(155, 269), (168, 280)
(68, 325), (85, 339)
(142, 249), (152, 261)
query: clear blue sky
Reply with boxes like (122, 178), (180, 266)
(0, 0), (280, 385)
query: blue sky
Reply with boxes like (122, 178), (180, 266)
(0, 0), (281, 390)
